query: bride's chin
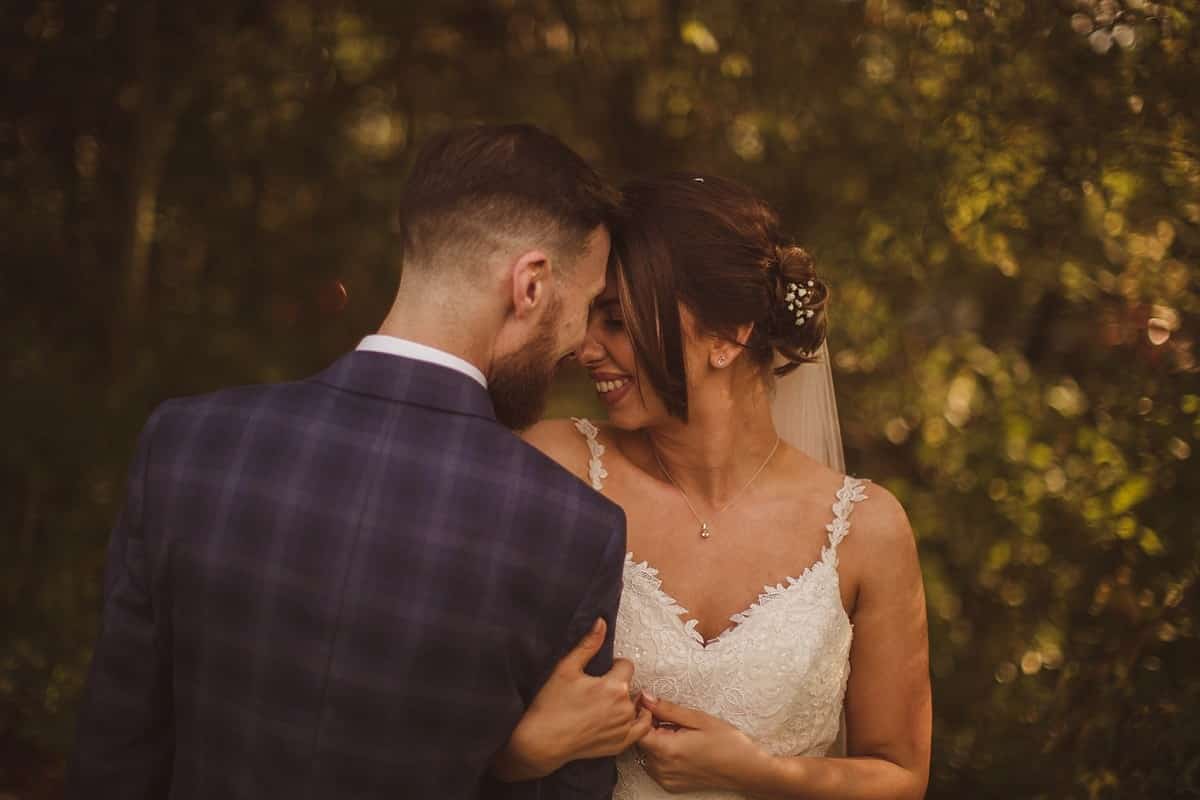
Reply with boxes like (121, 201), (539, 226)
(603, 406), (648, 431)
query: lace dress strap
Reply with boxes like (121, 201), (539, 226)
(571, 417), (608, 491)
(822, 475), (870, 568)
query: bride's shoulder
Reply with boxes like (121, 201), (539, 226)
(838, 478), (920, 577)
(778, 449), (915, 560)
(847, 479), (910, 535)
(520, 418), (606, 483)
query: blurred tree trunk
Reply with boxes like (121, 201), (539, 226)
(113, 0), (190, 373)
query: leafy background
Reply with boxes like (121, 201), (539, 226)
(2, 1), (1198, 797)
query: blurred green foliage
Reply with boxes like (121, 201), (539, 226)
(2, 1), (1198, 797)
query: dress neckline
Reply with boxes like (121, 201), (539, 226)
(625, 551), (839, 649)
(570, 418), (869, 649)
(624, 474), (868, 648)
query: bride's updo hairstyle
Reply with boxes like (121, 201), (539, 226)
(611, 174), (829, 421)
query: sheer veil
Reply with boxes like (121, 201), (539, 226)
(769, 339), (845, 473)
(769, 338), (850, 755)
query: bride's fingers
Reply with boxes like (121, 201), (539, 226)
(637, 726), (671, 757)
(642, 695), (706, 729)
(622, 707), (655, 748)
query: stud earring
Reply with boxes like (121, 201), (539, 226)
(717, 354), (728, 366)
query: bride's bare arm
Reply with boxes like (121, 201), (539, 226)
(764, 486), (930, 798)
(637, 486), (931, 799)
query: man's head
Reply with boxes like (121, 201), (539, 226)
(393, 124), (617, 428)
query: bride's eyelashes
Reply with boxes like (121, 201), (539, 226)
(588, 305), (625, 332)
(603, 314), (625, 331)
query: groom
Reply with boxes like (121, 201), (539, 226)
(69, 125), (632, 798)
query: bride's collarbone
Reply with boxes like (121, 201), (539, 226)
(625, 501), (829, 571)
(615, 498), (863, 622)
(598, 427), (860, 585)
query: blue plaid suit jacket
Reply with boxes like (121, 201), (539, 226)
(68, 351), (628, 799)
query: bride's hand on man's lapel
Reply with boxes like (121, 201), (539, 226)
(637, 694), (772, 794)
(491, 618), (654, 781)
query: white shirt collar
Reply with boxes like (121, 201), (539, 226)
(356, 335), (488, 389)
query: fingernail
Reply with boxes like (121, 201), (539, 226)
(641, 691), (658, 704)
(592, 618), (604, 634)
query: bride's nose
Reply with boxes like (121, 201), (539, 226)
(576, 319), (606, 367)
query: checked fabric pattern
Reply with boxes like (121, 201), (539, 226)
(69, 352), (627, 800)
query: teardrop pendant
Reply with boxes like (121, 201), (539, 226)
(699, 523), (711, 539)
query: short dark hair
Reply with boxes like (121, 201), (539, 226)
(397, 124), (620, 275)
(612, 174), (829, 420)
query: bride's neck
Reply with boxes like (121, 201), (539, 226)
(645, 375), (779, 506)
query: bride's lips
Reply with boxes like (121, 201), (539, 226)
(591, 372), (635, 407)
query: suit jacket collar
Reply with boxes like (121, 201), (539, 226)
(314, 351), (497, 423)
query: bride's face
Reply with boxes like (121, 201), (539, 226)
(578, 268), (710, 430)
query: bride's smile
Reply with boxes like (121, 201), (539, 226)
(592, 372), (636, 406)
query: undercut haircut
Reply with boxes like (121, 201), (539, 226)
(396, 124), (620, 278)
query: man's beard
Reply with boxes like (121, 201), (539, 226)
(489, 300), (565, 430)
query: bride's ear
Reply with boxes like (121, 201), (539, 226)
(709, 323), (755, 369)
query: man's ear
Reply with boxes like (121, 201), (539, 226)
(510, 249), (551, 320)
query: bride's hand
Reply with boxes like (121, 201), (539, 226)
(637, 694), (771, 794)
(491, 618), (654, 781)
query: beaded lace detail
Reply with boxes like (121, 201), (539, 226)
(570, 419), (869, 799)
(572, 417), (608, 490)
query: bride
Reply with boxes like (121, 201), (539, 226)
(496, 174), (931, 798)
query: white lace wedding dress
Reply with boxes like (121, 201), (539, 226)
(572, 419), (870, 800)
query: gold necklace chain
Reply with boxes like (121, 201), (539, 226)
(649, 436), (781, 540)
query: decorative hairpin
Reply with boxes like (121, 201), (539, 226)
(785, 280), (817, 326)
(692, 177), (705, 183)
